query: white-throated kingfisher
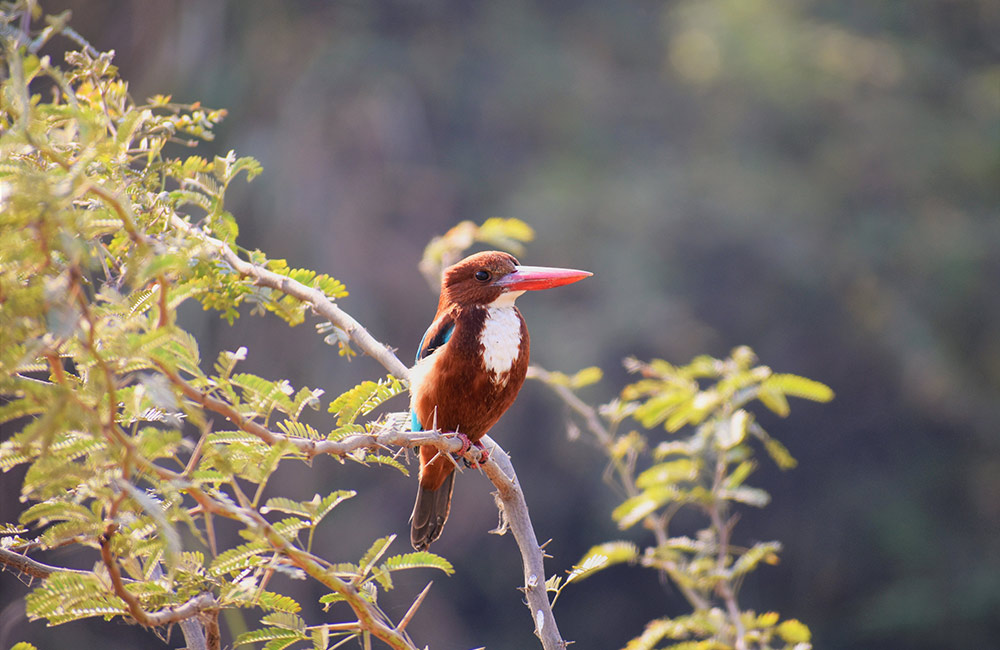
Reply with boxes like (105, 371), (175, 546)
(409, 250), (591, 550)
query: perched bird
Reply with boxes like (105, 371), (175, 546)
(409, 250), (591, 550)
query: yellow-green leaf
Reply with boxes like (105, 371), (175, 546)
(764, 374), (834, 402)
(777, 618), (812, 643)
(565, 541), (639, 584)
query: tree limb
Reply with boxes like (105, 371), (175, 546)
(478, 435), (567, 650)
(169, 215), (409, 379)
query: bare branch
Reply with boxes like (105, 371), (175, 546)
(0, 547), (90, 580)
(169, 215), (409, 379)
(478, 436), (567, 650)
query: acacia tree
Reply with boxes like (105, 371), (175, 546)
(1, 5), (829, 650)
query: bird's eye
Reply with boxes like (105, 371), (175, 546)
(475, 270), (491, 282)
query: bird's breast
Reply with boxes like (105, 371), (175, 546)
(479, 306), (523, 385)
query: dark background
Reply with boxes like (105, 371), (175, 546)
(2, 1), (998, 649)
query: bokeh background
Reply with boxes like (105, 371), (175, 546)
(2, 1), (998, 649)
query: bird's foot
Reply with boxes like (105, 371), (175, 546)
(463, 440), (490, 469)
(452, 432), (473, 456)
(449, 433), (489, 468)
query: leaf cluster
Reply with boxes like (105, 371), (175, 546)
(538, 347), (831, 650)
(0, 7), (443, 648)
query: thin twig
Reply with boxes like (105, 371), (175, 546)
(527, 365), (710, 612)
(709, 456), (747, 650)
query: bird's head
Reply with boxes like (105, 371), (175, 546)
(440, 250), (592, 308)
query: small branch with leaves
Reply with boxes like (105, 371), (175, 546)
(531, 350), (832, 650)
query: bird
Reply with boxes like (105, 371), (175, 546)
(408, 250), (591, 551)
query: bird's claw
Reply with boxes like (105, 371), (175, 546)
(453, 432), (473, 456)
(463, 440), (490, 469)
(450, 433), (489, 468)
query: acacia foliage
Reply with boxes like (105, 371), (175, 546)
(0, 6), (449, 649)
(537, 348), (832, 650)
(1, 5), (835, 650)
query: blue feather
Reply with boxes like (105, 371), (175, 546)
(416, 319), (455, 362)
(411, 316), (455, 433)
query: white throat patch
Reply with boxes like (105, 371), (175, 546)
(479, 304), (523, 381)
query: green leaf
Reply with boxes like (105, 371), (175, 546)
(763, 373), (834, 402)
(750, 424), (798, 469)
(731, 541), (782, 577)
(261, 497), (312, 519)
(631, 390), (692, 429)
(260, 611), (306, 632)
(776, 618), (812, 643)
(312, 626), (332, 650)
(612, 486), (675, 529)
(20, 500), (100, 526)
(622, 618), (675, 650)
(350, 453), (408, 475)
(570, 366), (603, 388)
(720, 486), (771, 508)
(263, 638), (304, 650)
(382, 551), (454, 575)
(118, 480), (182, 572)
(276, 419), (321, 440)
(319, 592), (348, 607)
(258, 591), (302, 613)
(476, 217), (535, 254)
(636, 459), (699, 489)
(24, 572), (128, 625)
(724, 460), (756, 489)
(235, 627), (303, 646)
(757, 386), (790, 417)
(565, 541), (639, 584)
(715, 409), (750, 450)
(140, 252), (191, 282)
(328, 376), (405, 425)
(358, 535), (395, 577)
(312, 490), (357, 525)
(209, 541), (270, 576)
(261, 490), (356, 528)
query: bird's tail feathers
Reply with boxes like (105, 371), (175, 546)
(410, 471), (456, 551)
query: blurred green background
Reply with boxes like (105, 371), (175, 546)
(2, 1), (998, 648)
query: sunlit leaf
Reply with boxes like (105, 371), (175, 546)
(763, 374), (834, 402)
(565, 541), (639, 584)
(382, 551), (454, 575)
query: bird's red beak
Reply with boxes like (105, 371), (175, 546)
(495, 265), (593, 292)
